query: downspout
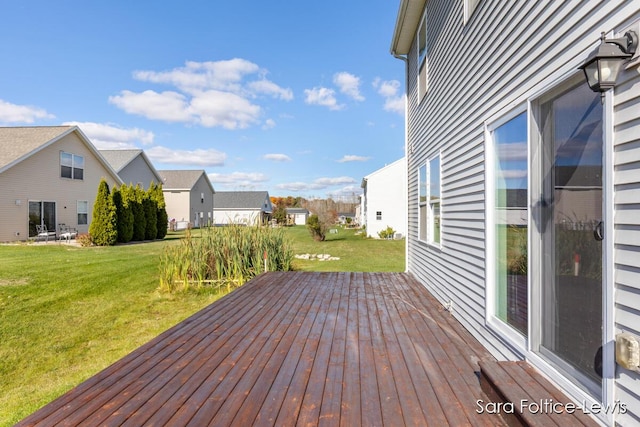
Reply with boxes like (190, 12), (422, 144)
(392, 52), (410, 273)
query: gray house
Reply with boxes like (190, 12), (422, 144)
(213, 191), (273, 225)
(392, 0), (640, 425)
(158, 170), (215, 228)
(99, 149), (162, 190)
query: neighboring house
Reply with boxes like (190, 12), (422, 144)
(158, 170), (215, 228)
(99, 149), (162, 190)
(360, 158), (407, 238)
(285, 207), (309, 225)
(0, 126), (122, 242)
(391, 1), (640, 425)
(336, 212), (356, 226)
(213, 191), (273, 225)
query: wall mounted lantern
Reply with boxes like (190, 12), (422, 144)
(579, 31), (637, 98)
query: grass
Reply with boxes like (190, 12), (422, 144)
(0, 226), (404, 425)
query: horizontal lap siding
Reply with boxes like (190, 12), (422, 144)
(407, 2), (640, 408)
(614, 54), (640, 424)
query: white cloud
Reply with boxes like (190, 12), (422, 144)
(109, 90), (192, 123)
(63, 121), (154, 150)
(208, 171), (269, 188)
(498, 169), (527, 180)
(112, 59), (292, 129)
(373, 78), (404, 115)
(277, 176), (356, 192)
(327, 185), (363, 199)
(190, 90), (261, 129)
(314, 176), (356, 186)
(262, 118), (276, 130)
(497, 142), (527, 161)
(0, 99), (54, 124)
(304, 87), (344, 111)
(247, 80), (293, 101)
(337, 155), (371, 163)
(263, 153), (291, 162)
(146, 146), (226, 167)
(333, 72), (364, 101)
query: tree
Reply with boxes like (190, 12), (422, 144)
(306, 214), (327, 241)
(112, 186), (134, 243)
(149, 182), (168, 239)
(272, 204), (287, 225)
(89, 179), (118, 246)
(130, 184), (147, 241)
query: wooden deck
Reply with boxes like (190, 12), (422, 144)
(17, 272), (505, 426)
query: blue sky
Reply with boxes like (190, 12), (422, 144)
(0, 1), (406, 199)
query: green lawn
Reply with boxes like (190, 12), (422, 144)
(0, 227), (404, 425)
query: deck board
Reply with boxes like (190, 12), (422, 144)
(17, 272), (507, 427)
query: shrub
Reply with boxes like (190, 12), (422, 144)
(149, 183), (168, 239)
(306, 214), (327, 241)
(378, 226), (396, 240)
(129, 185), (147, 241)
(89, 179), (118, 246)
(77, 233), (93, 247)
(112, 186), (134, 243)
(144, 197), (158, 240)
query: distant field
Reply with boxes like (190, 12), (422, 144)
(0, 226), (404, 425)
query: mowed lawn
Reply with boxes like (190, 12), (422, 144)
(0, 226), (404, 426)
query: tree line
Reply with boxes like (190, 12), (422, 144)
(89, 179), (168, 246)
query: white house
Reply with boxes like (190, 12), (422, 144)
(213, 191), (273, 225)
(360, 158), (407, 238)
(392, 1), (640, 425)
(158, 170), (215, 228)
(99, 149), (162, 190)
(0, 126), (122, 242)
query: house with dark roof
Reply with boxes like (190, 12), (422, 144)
(0, 126), (122, 242)
(213, 191), (273, 225)
(158, 170), (215, 228)
(99, 149), (162, 190)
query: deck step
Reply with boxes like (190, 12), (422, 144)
(479, 361), (600, 427)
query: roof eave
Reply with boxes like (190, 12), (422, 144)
(390, 0), (427, 56)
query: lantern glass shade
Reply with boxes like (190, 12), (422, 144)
(582, 56), (624, 92)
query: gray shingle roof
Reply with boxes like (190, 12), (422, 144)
(0, 126), (74, 171)
(213, 191), (272, 211)
(158, 169), (213, 191)
(99, 149), (143, 172)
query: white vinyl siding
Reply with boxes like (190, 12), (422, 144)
(403, 0), (640, 423)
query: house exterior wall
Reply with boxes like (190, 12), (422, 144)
(0, 132), (119, 241)
(189, 174), (214, 227)
(118, 154), (159, 189)
(399, 0), (640, 424)
(163, 191), (191, 223)
(362, 158), (407, 238)
(213, 209), (261, 225)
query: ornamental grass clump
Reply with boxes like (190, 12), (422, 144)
(158, 225), (293, 293)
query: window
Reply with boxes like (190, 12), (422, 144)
(376, 211), (382, 221)
(491, 111), (528, 336)
(419, 165), (427, 240)
(77, 201), (88, 225)
(61, 152), (84, 180)
(428, 155), (441, 245)
(417, 12), (428, 100)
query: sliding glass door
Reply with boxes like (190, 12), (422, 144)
(28, 201), (56, 237)
(538, 82), (603, 393)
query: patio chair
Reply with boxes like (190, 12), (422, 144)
(58, 224), (77, 243)
(36, 224), (56, 242)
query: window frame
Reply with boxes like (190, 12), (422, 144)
(77, 200), (88, 225)
(60, 151), (84, 180)
(376, 211), (382, 221)
(417, 11), (428, 101)
(484, 106), (529, 348)
(464, 0), (481, 24)
(418, 164), (427, 241)
(427, 153), (442, 247)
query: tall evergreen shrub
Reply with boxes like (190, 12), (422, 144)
(112, 186), (134, 243)
(150, 182), (168, 239)
(89, 179), (118, 246)
(130, 184), (147, 241)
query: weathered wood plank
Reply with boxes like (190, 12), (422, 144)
(17, 272), (508, 427)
